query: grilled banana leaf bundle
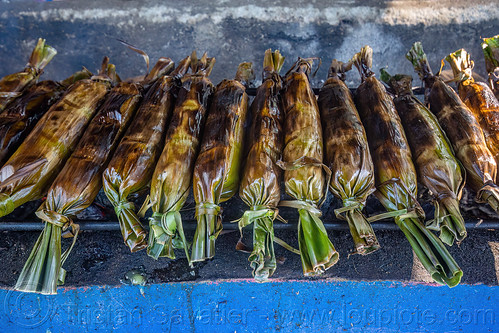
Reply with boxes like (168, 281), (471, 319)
(482, 35), (499, 100)
(146, 54), (215, 260)
(446, 49), (499, 184)
(191, 62), (253, 262)
(407, 42), (499, 215)
(238, 49), (285, 280)
(0, 58), (116, 218)
(0, 69), (92, 167)
(318, 59), (378, 255)
(280, 57), (339, 276)
(0, 38), (57, 113)
(16, 76), (142, 295)
(381, 70), (466, 246)
(102, 57), (189, 253)
(354, 46), (462, 287)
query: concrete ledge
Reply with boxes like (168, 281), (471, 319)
(1, 1), (498, 86)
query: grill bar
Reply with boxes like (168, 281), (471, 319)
(0, 220), (496, 231)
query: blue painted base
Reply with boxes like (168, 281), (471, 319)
(1, 280), (497, 332)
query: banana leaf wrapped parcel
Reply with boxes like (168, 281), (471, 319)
(482, 35), (499, 100)
(407, 42), (499, 214)
(16, 76), (142, 295)
(279, 57), (339, 276)
(102, 57), (190, 253)
(0, 38), (57, 113)
(146, 54), (216, 260)
(0, 69), (92, 167)
(191, 62), (253, 262)
(0, 58), (116, 218)
(381, 69), (466, 246)
(238, 49), (285, 280)
(318, 59), (378, 255)
(354, 46), (462, 287)
(446, 49), (499, 183)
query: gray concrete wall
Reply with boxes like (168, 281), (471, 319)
(1, 0), (498, 87)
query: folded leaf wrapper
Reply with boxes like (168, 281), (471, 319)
(281, 57), (339, 276)
(0, 69), (92, 167)
(191, 61), (252, 262)
(146, 54), (215, 260)
(446, 49), (499, 185)
(407, 42), (499, 215)
(354, 45), (462, 287)
(238, 49), (285, 280)
(16, 77), (142, 295)
(318, 59), (378, 255)
(381, 70), (466, 246)
(102, 57), (184, 253)
(0, 58), (115, 218)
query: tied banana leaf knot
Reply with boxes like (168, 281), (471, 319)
(195, 202), (222, 240)
(35, 209), (80, 238)
(280, 199), (339, 276)
(233, 206), (281, 281)
(234, 206), (277, 230)
(34, 209), (80, 285)
(334, 200), (363, 220)
(279, 199), (322, 217)
(335, 199), (380, 255)
(114, 198), (147, 253)
(195, 202), (221, 217)
(149, 211), (191, 264)
(191, 202), (223, 262)
(114, 201), (135, 219)
(394, 208), (421, 224)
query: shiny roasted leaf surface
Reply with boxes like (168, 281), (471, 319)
(0, 79), (109, 215)
(0, 81), (64, 166)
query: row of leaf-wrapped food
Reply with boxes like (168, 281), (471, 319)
(1, 37), (498, 295)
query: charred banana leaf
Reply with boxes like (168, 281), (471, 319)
(354, 46), (462, 287)
(381, 69), (466, 245)
(146, 54), (215, 260)
(482, 35), (499, 100)
(102, 57), (188, 253)
(0, 69), (92, 167)
(238, 49), (285, 280)
(280, 57), (339, 276)
(318, 59), (378, 255)
(446, 49), (499, 184)
(191, 61), (253, 262)
(15, 77), (142, 295)
(407, 42), (499, 215)
(0, 38), (57, 113)
(0, 58), (116, 218)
